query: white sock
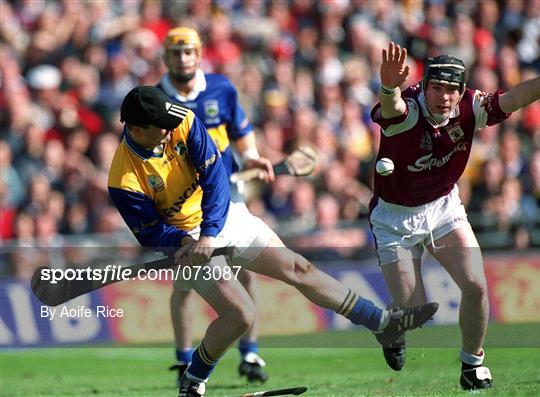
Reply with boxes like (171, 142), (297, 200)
(460, 348), (485, 366)
(185, 371), (208, 383)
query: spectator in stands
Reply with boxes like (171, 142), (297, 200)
(499, 130), (528, 179)
(0, 140), (25, 208)
(470, 157), (505, 212)
(294, 194), (367, 259)
(25, 64), (63, 131)
(0, 179), (16, 240)
(61, 201), (91, 235)
(529, 150), (540, 207)
(279, 180), (317, 235)
(21, 173), (51, 218)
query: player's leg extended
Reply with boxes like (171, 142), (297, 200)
(244, 237), (437, 336)
(170, 289), (196, 384)
(236, 269), (268, 382)
(198, 278), (256, 358)
(382, 258), (426, 308)
(247, 239), (359, 311)
(428, 226), (487, 356)
(379, 258), (427, 370)
(179, 276), (256, 397)
(237, 270), (260, 342)
(427, 225), (492, 389)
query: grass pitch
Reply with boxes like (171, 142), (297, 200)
(2, 323), (539, 397)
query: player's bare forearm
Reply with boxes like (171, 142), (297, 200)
(235, 133), (259, 160)
(499, 75), (540, 113)
(379, 42), (409, 118)
(234, 132), (275, 181)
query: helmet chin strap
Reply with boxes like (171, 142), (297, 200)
(430, 110), (448, 123)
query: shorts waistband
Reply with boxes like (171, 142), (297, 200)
(377, 185), (457, 213)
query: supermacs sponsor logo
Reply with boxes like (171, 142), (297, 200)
(407, 142), (468, 172)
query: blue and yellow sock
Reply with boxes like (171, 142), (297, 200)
(238, 339), (259, 359)
(187, 342), (219, 381)
(337, 289), (383, 331)
(176, 348), (194, 364)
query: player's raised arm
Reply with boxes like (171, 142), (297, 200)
(379, 42), (410, 119)
(498, 75), (540, 114)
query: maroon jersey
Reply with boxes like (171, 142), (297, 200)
(370, 84), (510, 206)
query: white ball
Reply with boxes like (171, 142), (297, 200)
(376, 157), (394, 176)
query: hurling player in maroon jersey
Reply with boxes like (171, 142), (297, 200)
(369, 42), (540, 390)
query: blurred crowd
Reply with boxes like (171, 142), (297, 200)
(1, 0), (540, 277)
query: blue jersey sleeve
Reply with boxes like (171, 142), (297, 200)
(187, 115), (230, 237)
(108, 187), (187, 254)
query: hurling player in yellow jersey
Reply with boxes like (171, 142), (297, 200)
(109, 86), (439, 397)
(158, 27), (273, 384)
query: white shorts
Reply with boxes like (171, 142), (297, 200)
(175, 202), (277, 296)
(369, 185), (469, 266)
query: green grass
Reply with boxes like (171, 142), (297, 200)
(2, 324), (540, 397)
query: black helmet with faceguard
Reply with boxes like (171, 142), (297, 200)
(422, 55), (466, 94)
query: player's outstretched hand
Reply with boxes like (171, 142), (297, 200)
(244, 157), (275, 183)
(381, 42), (409, 89)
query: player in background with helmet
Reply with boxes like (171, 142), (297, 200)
(369, 42), (540, 389)
(158, 27), (273, 384)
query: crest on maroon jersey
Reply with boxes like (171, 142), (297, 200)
(447, 123), (465, 143)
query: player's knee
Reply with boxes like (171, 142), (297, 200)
(294, 254), (313, 275)
(225, 299), (256, 333)
(461, 278), (487, 300)
(284, 253), (314, 287)
(239, 302), (256, 332)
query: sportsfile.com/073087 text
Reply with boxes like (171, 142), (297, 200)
(38, 265), (242, 284)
